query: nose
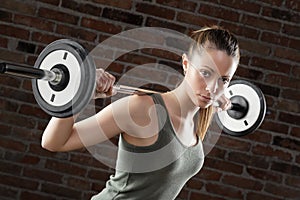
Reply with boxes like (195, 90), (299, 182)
(205, 79), (218, 94)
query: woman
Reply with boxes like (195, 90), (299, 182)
(42, 26), (240, 199)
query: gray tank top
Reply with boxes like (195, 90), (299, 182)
(91, 94), (204, 200)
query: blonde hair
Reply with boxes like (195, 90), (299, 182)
(190, 26), (240, 140)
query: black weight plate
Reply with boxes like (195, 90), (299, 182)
(32, 39), (96, 118)
(215, 80), (266, 136)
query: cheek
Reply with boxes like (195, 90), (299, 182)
(186, 71), (207, 91)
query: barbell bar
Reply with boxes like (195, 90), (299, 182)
(0, 39), (266, 136)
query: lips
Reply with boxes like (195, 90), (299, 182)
(198, 94), (213, 103)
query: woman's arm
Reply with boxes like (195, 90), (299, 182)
(41, 69), (118, 152)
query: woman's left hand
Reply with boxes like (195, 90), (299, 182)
(214, 94), (232, 112)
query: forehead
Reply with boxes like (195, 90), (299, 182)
(190, 48), (238, 77)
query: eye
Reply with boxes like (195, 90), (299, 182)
(199, 70), (211, 78)
(219, 77), (230, 85)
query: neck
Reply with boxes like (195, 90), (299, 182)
(164, 81), (199, 120)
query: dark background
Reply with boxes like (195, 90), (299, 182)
(0, 0), (299, 199)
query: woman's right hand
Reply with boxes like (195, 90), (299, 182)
(94, 68), (116, 99)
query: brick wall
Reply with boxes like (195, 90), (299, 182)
(0, 0), (299, 199)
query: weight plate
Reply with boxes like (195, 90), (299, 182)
(215, 80), (266, 136)
(32, 39), (96, 118)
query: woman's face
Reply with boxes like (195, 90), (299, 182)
(183, 48), (238, 108)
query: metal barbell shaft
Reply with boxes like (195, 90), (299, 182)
(0, 63), (247, 112)
(0, 62), (158, 95)
(0, 62), (57, 81)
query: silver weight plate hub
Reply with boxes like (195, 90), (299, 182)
(216, 80), (266, 136)
(37, 50), (81, 107)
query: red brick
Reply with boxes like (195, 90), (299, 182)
(199, 3), (240, 22)
(19, 105), (48, 119)
(190, 192), (227, 200)
(81, 17), (122, 34)
(0, 86), (35, 104)
(146, 17), (187, 33)
(1, 0), (36, 15)
(45, 159), (87, 176)
(62, 0), (102, 16)
(283, 24), (300, 38)
(0, 185), (18, 199)
(278, 112), (299, 125)
(70, 152), (110, 170)
(176, 187), (189, 199)
(266, 74), (300, 90)
(239, 38), (271, 55)
(20, 191), (56, 200)
(217, 135), (251, 151)
(56, 24), (97, 42)
(235, 66), (264, 80)
(219, 0), (261, 14)
(289, 37), (300, 50)
(0, 160), (22, 175)
(102, 8), (143, 25)
(88, 169), (111, 180)
(196, 168), (222, 181)
(186, 178), (204, 190)
(222, 175), (264, 190)
(262, 7), (294, 21)
(0, 98), (19, 112)
(265, 182), (300, 199)
(273, 136), (300, 151)
(32, 32), (60, 44)
(23, 168), (62, 183)
(90, 0), (132, 9)
(247, 167), (282, 183)
(4, 152), (40, 165)
(118, 52), (157, 65)
(0, 24), (30, 40)
(38, 7), (79, 25)
(282, 88), (300, 101)
(274, 99), (300, 113)
(66, 177), (91, 190)
(206, 182), (244, 199)
(177, 12), (218, 28)
(0, 137), (27, 151)
(261, 31), (290, 47)
(41, 182), (82, 199)
(206, 146), (227, 159)
(36, 0), (60, 5)
(260, 120), (289, 134)
(252, 144), (292, 161)
(246, 192), (282, 200)
(259, 0), (283, 6)
(251, 56), (291, 74)
(241, 130), (272, 144)
(142, 49), (181, 61)
(136, 3), (175, 20)
(0, 174), (39, 190)
(291, 126), (300, 137)
(241, 14), (281, 32)
(271, 161), (300, 176)
(220, 21), (260, 40)
(275, 47), (300, 62)
(156, 0), (197, 12)
(0, 10), (12, 22)
(228, 152), (269, 169)
(285, 175), (300, 188)
(14, 14), (55, 32)
(286, 0), (300, 11)
(204, 157), (243, 174)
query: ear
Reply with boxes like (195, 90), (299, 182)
(182, 53), (189, 73)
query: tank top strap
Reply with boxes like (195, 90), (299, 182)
(149, 93), (173, 133)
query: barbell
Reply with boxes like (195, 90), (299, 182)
(0, 39), (266, 136)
